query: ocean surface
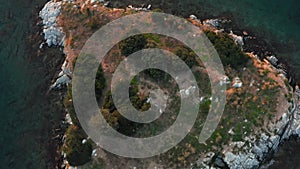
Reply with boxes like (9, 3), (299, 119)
(0, 0), (59, 168)
(0, 0), (299, 168)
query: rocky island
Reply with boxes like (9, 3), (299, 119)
(38, 0), (300, 168)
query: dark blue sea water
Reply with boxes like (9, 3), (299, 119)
(0, 0), (299, 168)
(0, 0), (58, 168)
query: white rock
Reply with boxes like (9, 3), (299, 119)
(224, 152), (259, 169)
(232, 77), (243, 88)
(103, 1), (109, 7)
(295, 85), (300, 96)
(281, 113), (288, 124)
(92, 149), (97, 157)
(147, 4), (152, 9)
(58, 70), (64, 77)
(203, 19), (220, 27)
(39, 42), (44, 49)
(219, 75), (230, 85)
(39, 1), (64, 47)
(228, 128), (235, 135)
(233, 141), (245, 148)
(65, 113), (72, 124)
(180, 86), (196, 98)
(229, 31), (244, 47)
(267, 55), (278, 66)
(252, 145), (263, 158)
(296, 125), (300, 137)
(61, 60), (72, 76)
(224, 152), (236, 164)
(189, 14), (197, 20)
(146, 97), (151, 103)
(50, 74), (71, 89)
(269, 135), (280, 150)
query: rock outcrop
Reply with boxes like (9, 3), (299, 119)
(199, 20), (300, 168)
(229, 31), (244, 47)
(39, 1), (300, 168)
(40, 1), (71, 89)
(215, 82), (300, 169)
(39, 1), (65, 47)
(50, 60), (71, 89)
(232, 77), (243, 88)
(203, 19), (221, 28)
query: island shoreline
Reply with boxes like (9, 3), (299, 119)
(27, 4), (67, 168)
(35, 1), (300, 168)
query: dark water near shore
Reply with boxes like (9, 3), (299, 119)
(0, 0), (299, 168)
(0, 0), (64, 168)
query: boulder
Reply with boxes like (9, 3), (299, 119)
(296, 125), (300, 137)
(267, 55), (278, 66)
(213, 156), (226, 168)
(50, 74), (71, 89)
(91, 149), (99, 157)
(189, 14), (197, 20)
(229, 31), (244, 47)
(232, 77), (243, 88)
(65, 113), (72, 124)
(295, 85), (300, 97)
(103, 1), (110, 7)
(268, 135), (280, 150)
(39, 1), (64, 47)
(203, 19), (220, 27)
(219, 75), (230, 86)
(224, 152), (259, 169)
